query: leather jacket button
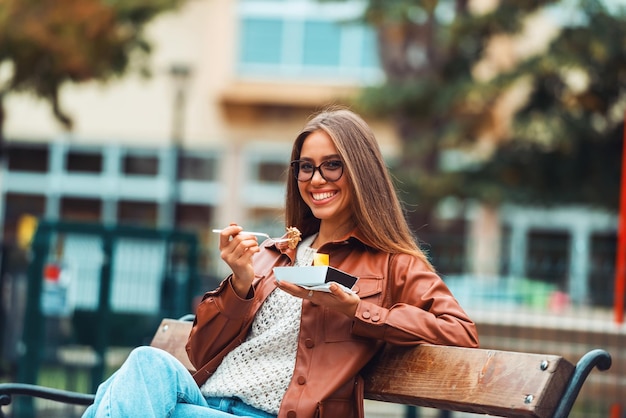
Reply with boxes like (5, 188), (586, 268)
(287, 411), (296, 418)
(362, 311), (371, 319)
(304, 338), (314, 348)
(297, 375), (306, 385)
(372, 314), (380, 322)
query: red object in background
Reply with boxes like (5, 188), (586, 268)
(44, 263), (61, 283)
(548, 290), (570, 313)
(610, 403), (622, 418)
(616, 112), (626, 325)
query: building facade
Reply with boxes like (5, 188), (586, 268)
(0, 0), (618, 306)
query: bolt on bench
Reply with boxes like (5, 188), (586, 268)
(0, 317), (612, 418)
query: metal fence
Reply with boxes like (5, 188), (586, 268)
(8, 220), (199, 418)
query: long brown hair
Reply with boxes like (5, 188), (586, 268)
(285, 107), (433, 270)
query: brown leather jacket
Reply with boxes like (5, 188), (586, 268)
(186, 230), (479, 418)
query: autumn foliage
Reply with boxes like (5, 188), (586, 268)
(0, 0), (181, 132)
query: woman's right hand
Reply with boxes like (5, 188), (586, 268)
(216, 224), (260, 298)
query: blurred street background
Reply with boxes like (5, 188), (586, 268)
(0, 0), (625, 417)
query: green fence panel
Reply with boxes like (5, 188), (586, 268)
(14, 220), (198, 418)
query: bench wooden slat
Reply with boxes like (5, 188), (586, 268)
(151, 318), (196, 373)
(150, 319), (576, 418)
(361, 344), (573, 418)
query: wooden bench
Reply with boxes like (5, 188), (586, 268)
(0, 317), (612, 418)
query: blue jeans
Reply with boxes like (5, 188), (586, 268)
(82, 346), (276, 418)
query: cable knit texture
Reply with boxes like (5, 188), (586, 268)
(200, 235), (317, 414)
(200, 289), (301, 413)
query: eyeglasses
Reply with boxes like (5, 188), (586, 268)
(290, 159), (344, 182)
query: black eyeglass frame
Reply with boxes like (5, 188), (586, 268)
(290, 159), (344, 182)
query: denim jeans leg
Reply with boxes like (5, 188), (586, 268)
(82, 346), (209, 418)
(229, 398), (277, 418)
(204, 398), (277, 418)
(171, 403), (240, 418)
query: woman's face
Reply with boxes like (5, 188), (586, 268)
(297, 130), (353, 227)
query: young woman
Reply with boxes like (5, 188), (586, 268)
(83, 108), (478, 418)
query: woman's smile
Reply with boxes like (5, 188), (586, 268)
(311, 190), (338, 202)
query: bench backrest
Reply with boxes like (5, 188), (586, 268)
(150, 318), (575, 418)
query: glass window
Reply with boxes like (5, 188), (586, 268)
(123, 155), (159, 176)
(258, 161), (287, 183)
(118, 201), (158, 227)
(240, 18), (283, 65)
(303, 20), (341, 66)
(526, 230), (570, 288)
(176, 204), (212, 230)
(421, 220), (467, 276)
(60, 197), (102, 222)
(178, 155), (217, 181)
(66, 151), (103, 174)
(6, 143), (49, 172)
(588, 233), (616, 307)
(361, 26), (379, 68)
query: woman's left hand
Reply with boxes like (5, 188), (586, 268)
(276, 280), (360, 318)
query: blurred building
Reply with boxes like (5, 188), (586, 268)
(0, 0), (619, 305)
(0, 0), (396, 280)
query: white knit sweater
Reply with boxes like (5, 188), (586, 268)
(200, 235), (317, 414)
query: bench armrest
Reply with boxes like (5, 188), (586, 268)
(553, 349), (612, 418)
(0, 383), (95, 417)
